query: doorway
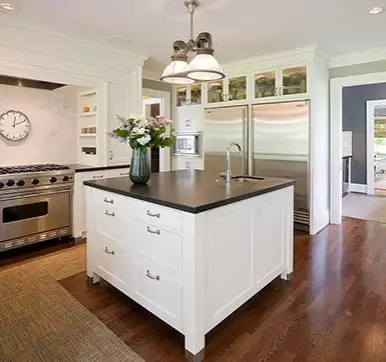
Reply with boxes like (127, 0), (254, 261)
(142, 88), (171, 172)
(367, 100), (386, 196)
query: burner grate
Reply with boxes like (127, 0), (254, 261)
(0, 164), (69, 175)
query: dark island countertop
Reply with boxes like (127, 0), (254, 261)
(84, 170), (295, 214)
(66, 164), (130, 173)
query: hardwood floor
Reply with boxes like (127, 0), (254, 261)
(57, 217), (386, 361)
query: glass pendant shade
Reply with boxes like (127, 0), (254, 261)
(186, 54), (225, 81)
(160, 60), (194, 85)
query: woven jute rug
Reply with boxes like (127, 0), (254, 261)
(0, 244), (143, 362)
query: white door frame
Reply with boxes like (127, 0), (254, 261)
(330, 71), (386, 224)
(367, 99), (386, 195)
(142, 87), (171, 172)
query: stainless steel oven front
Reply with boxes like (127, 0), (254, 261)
(0, 187), (71, 251)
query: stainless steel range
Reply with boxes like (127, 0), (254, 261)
(0, 164), (74, 252)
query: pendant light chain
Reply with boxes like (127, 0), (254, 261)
(160, 0), (225, 84)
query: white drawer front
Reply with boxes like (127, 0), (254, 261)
(109, 168), (130, 178)
(131, 199), (182, 234)
(131, 220), (182, 270)
(134, 252), (182, 331)
(82, 170), (110, 181)
(96, 190), (130, 212)
(96, 234), (133, 293)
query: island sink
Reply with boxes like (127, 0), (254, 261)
(84, 170), (295, 358)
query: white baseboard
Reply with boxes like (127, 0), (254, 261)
(350, 183), (367, 194)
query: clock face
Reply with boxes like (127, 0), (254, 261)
(0, 110), (31, 142)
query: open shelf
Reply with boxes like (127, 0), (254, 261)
(78, 111), (97, 117)
(78, 89), (97, 97)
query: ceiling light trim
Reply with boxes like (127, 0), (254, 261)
(0, 2), (20, 12)
(368, 6), (383, 15)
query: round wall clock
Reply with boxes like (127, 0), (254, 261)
(0, 110), (31, 142)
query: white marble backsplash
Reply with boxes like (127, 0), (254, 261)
(0, 84), (77, 166)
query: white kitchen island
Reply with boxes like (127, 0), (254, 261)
(84, 170), (294, 358)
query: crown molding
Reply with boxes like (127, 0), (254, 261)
(222, 44), (324, 73)
(330, 47), (386, 68)
(0, 24), (148, 67)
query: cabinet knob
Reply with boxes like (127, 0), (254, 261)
(146, 210), (160, 218)
(109, 151), (114, 160)
(146, 270), (160, 281)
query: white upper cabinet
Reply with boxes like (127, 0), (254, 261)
(105, 83), (132, 165)
(176, 84), (202, 107)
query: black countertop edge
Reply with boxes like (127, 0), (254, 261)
(66, 164), (130, 173)
(83, 180), (295, 214)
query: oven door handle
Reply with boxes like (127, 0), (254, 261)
(0, 189), (70, 202)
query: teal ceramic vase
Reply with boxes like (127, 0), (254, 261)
(129, 148), (150, 184)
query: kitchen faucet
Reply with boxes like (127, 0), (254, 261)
(224, 142), (242, 183)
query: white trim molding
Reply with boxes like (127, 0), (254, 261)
(350, 183), (367, 194)
(0, 24), (147, 86)
(330, 71), (386, 224)
(330, 47), (386, 68)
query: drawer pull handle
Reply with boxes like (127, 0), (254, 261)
(92, 175), (104, 179)
(185, 119), (191, 126)
(146, 210), (160, 218)
(146, 270), (160, 281)
(120, 172), (129, 176)
(104, 210), (115, 217)
(147, 226), (160, 235)
(103, 197), (114, 204)
(104, 247), (115, 255)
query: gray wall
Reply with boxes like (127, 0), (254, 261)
(331, 60), (386, 79)
(142, 78), (172, 93)
(342, 83), (386, 184)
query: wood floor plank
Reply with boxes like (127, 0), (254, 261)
(27, 217), (386, 361)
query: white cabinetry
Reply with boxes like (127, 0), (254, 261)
(72, 168), (130, 239)
(175, 105), (204, 132)
(77, 83), (134, 167)
(172, 156), (204, 171)
(86, 185), (294, 356)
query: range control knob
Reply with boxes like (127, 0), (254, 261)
(6, 179), (15, 187)
(31, 179), (40, 185)
(62, 176), (70, 182)
(0, 182), (4, 189)
(16, 180), (25, 187)
(50, 177), (57, 183)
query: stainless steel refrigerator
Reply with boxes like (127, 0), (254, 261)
(204, 101), (310, 230)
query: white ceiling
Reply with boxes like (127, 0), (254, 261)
(1, 0), (386, 72)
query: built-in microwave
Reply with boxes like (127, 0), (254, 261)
(173, 132), (202, 156)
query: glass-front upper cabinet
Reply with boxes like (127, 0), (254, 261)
(190, 84), (202, 105)
(176, 86), (188, 107)
(228, 76), (247, 101)
(176, 84), (202, 106)
(254, 71), (276, 99)
(207, 80), (224, 103)
(281, 66), (307, 96)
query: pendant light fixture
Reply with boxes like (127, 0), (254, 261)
(160, 0), (225, 84)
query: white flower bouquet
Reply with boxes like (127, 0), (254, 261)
(109, 114), (176, 152)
